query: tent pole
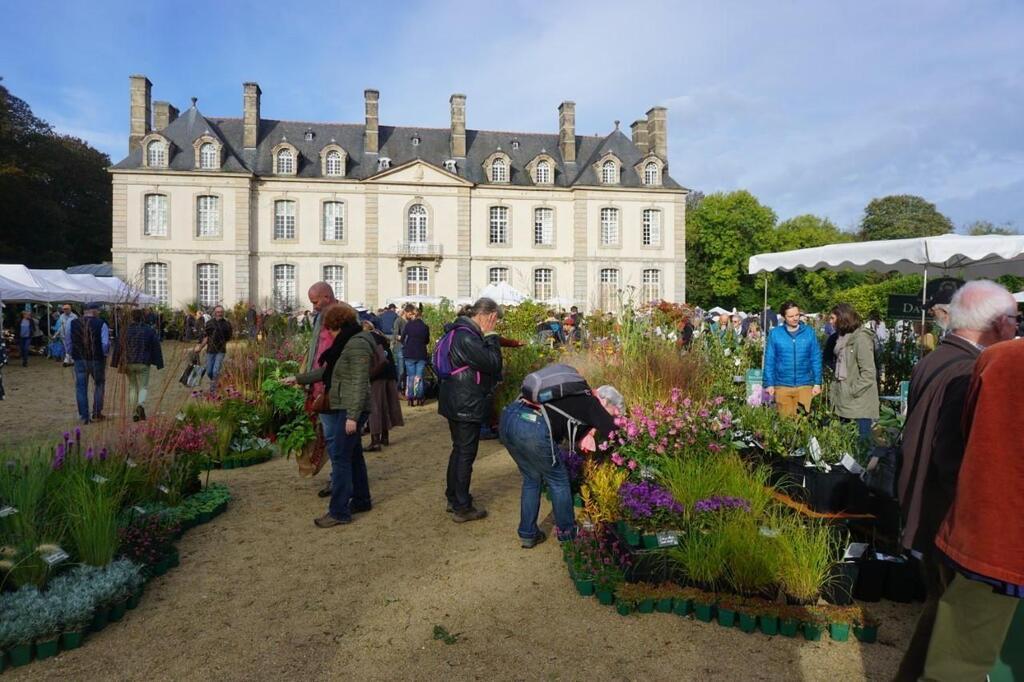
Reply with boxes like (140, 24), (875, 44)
(921, 266), (929, 336)
(761, 274), (768, 371)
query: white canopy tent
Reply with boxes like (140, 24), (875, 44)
(1014, 291), (1024, 303)
(66, 274), (118, 302)
(96, 276), (160, 305)
(0, 264), (52, 302)
(30, 269), (95, 303)
(386, 295), (446, 307)
(477, 281), (527, 305)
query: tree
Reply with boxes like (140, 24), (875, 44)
(686, 190), (777, 309)
(858, 194), (953, 241)
(769, 215), (863, 313)
(0, 78), (112, 268)
(965, 220), (1017, 236)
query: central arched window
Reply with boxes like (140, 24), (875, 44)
(196, 195), (220, 237)
(323, 201), (345, 241)
(491, 158), (508, 182)
(323, 265), (344, 300)
(408, 204), (428, 245)
(273, 264), (297, 310)
(535, 160), (551, 184)
(600, 207), (619, 246)
(534, 268), (553, 300)
(199, 143), (218, 170)
(601, 160), (618, 184)
(147, 140), (166, 167)
(534, 207), (553, 246)
(143, 262), (168, 304)
(274, 200), (296, 240)
(406, 266), (429, 296)
(644, 162), (660, 186)
(196, 263), (220, 307)
(144, 194), (168, 236)
(488, 267), (509, 285)
(276, 149), (295, 175)
(325, 150), (343, 176)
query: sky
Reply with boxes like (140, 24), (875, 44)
(2, 0), (1022, 232)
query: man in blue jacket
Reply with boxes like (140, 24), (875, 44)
(763, 301), (822, 417)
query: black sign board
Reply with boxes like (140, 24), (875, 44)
(887, 294), (931, 320)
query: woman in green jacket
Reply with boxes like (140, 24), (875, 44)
(829, 303), (880, 443)
(290, 302), (376, 528)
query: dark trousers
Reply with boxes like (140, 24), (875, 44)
(18, 337), (30, 366)
(446, 419), (481, 512)
(325, 410), (371, 521)
(895, 546), (955, 682)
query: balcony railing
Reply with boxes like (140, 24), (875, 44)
(396, 242), (444, 258)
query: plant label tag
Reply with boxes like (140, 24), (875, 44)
(581, 520), (595, 532)
(840, 454), (865, 476)
(639, 466), (655, 480)
(133, 506), (147, 515)
(91, 474), (108, 484)
(759, 526), (781, 538)
(42, 547), (70, 566)
(126, 458), (138, 468)
(0, 506), (17, 517)
(844, 542), (869, 560)
(157, 485), (170, 494)
(656, 531), (679, 547)
(807, 436), (823, 463)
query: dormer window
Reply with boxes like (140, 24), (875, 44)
(199, 143), (217, 169)
(320, 144), (347, 178)
(511, 139), (520, 151)
(325, 151), (342, 176)
(536, 161), (550, 184)
(484, 151), (512, 183)
(378, 157), (391, 171)
(527, 153), (556, 185)
(601, 160), (618, 184)
(304, 129), (315, 142)
(147, 140), (167, 168)
(411, 134), (420, 146)
(644, 162), (660, 185)
(272, 140), (300, 175)
(443, 159), (457, 173)
(492, 159), (508, 182)
(634, 155), (665, 187)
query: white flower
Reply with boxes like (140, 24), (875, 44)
(734, 358), (741, 367)
(723, 348), (732, 356)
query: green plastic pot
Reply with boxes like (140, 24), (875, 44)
(61, 631), (84, 651)
(830, 622), (851, 642)
(596, 589), (615, 606)
(152, 557), (170, 576)
(614, 519), (627, 534)
(8, 643), (32, 667)
(198, 510), (213, 524)
(641, 534), (660, 550)
(34, 638), (59, 660)
(717, 608), (737, 628)
(854, 625), (878, 643)
(738, 613), (757, 633)
(656, 598), (673, 613)
(802, 622), (824, 641)
(616, 602), (634, 616)
(90, 608), (110, 632)
(694, 602), (714, 622)
(574, 579), (595, 597)
(127, 589), (142, 609)
(779, 618), (799, 638)
(759, 615), (779, 636)
(168, 550), (180, 568)
(673, 598), (691, 617)
(109, 601), (127, 622)
(623, 526), (641, 547)
(637, 598), (656, 614)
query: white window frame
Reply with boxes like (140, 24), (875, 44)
(199, 143), (218, 170)
(533, 268), (553, 300)
(535, 161), (551, 184)
(274, 200), (296, 240)
(601, 160), (618, 184)
(599, 268), (620, 311)
(491, 158), (508, 183)
(642, 209), (661, 247)
(196, 263), (221, 307)
(273, 264), (297, 310)
(644, 162), (660, 185)
(196, 195), (220, 237)
(406, 265), (429, 296)
(325, 150), (343, 176)
(276, 149), (295, 175)
(323, 264), (345, 300)
(322, 201), (345, 241)
(147, 141), (167, 168)
(144, 194), (168, 237)
(600, 207), (619, 246)
(489, 205), (509, 245)
(642, 269), (661, 302)
(488, 267), (509, 285)
(533, 207), (554, 246)
(408, 204), (428, 244)
(143, 262), (168, 304)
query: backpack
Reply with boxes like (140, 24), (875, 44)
(520, 364), (591, 465)
(432, 324), (480, 381)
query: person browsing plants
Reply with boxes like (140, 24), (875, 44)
(827, 303), (879, 443)
(194, 305), (233, 395)
(763, 301), (822, 417)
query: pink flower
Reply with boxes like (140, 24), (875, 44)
(611, 453), (625, 466)
(627, 459), (638, 470)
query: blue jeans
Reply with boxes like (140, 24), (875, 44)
(499, 401), (576, 541)
(324, 410), (371, 521)
(206, 352), (225, 391)
(843, 417), (874, 444)
(404, 359), (426, 399)
(394, 345), (404, 384)
(73, 359), (106, 421)
(18, 337), (30, 366)
(318, 411), (335, 488)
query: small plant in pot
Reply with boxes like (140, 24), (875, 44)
(615, 582), (648, 616)
(801, 606), (828, 641)
(747, 599), (781, 636)
(618, 480), (684, 550)
(776, 519), (840, 605)
(32, 598), (63, 661)
(778, 605), (804, 638)
(853, 607), (880, 643)
(0, 589), (41, 667)
(56, 586), (94, 651)
(716, 595), (741, 628)
(689, 588), (717, 623)
(823, 604), (856, 641)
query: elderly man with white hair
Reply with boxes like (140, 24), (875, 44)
(895, 279), (1019, 682)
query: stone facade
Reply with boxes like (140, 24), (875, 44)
(110, 77), (688, 311)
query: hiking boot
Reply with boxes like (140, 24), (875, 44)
(452, 506), (488, 523)
(521, 531), (547, 549)
(314, 514), (351, 528)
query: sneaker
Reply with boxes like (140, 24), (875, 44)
(350, 501), (372, 514)
(521, 531), (547, 549)
(452, 506), (488, 523)
(445, 503), (455, 513)
(138, 405), (146, 421)
(317, 483), (332, 498)
(314, 514), (351, 528)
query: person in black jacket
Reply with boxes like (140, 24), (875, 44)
(438, 297), (503, 523)
(112, 308), (164, 421)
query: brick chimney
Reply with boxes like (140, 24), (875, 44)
(630, 120), (649, 155)
(153, 101), (179, 131)
(129, 74), (152, 153)
(646, 106), (667, 161)
(364, 89), (380, 154)
(558, 101), (576, 163)
(449, 93), (466, 158)
(243, 82), (261, 149)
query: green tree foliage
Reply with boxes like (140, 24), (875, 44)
(829, 274), (923, 318)
(858, 194), (953, 241)
(965, 220), (1017, 236)
(0, 78), (112, 267)
(686, 190), (777, 309)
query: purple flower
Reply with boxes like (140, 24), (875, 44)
(75, 427), (81, 443)
(619, 481), (683, 520)
(99, 447), (108, 461)
(694, 496), (751, 513)
(53, 443), (66, 470)
(85, 447), (94, 461)
(63, 431), (71, 443)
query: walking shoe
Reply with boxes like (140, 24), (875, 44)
(138, 405), (146, 421)
(350, 501), (373, 514)
(91, 413), (106, 422)
(132, 405), (143, 422)
(452, 506), (488, 523)
(317, 483), (332, 498)
(521, 531), (547, 549)
(314, 514), (351, 528)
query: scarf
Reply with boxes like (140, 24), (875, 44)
(834, 332), (851, 381)
(317, 321), (362, 391)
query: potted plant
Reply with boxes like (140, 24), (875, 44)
(653, 583), (675, 613)
(1, 609), (35, 667)
(734, 597), (758, 634)
(853, 608), (880, 644)
(32, 599), (63, 661)
(823, 604), (856, 641)
(777, 519), (839, 605)
(615, 583), (646, 616)
(690, 589), (716, 623)
(801, 606), (828, 641)
(751, 600), (781, 636)
(57, 587), (93, 651)
(716, 595), (740, 628)
(618, 481), (683, 550)
(778, 605), (802, 638)
(674, 586), (701, 617)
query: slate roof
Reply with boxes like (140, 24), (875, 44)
(113, 105), (684, 190)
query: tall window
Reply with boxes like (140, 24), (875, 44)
(147, 141), (166, 167)
(143, 262), (168, 304)
(274, 200), (296, 240)
(144, 194), (168, 236)
(599, 268), (620, 311)
(196, 195), (220, 237)
(325, 150), (343, 176)
(642, 269), (661, 302)
(601, 160), (618, 184)
(323, 265), (344, 300)
(406, 266), (428, 296)
(535, 160), (551, 184)
(533, 207), (554, 246)
(199, 143), (218, 170)
(489, 206), (509, 245)
(600, 207), (619, 246)
(644, 162), (659, 185)
(277, 149), (294, 174)
(408, 204), (428, 244)
(273, 264), (297, 310)
(642, 209), (661, 246)
(488, 267), (509, 284)
(491, 158), (508, 182)
(323, 201), (345, 241)
(196, 263), (220, 307)
(534, 268), (553, 300)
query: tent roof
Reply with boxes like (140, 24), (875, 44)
(0, 264), (52, 302)
(478, 281), (527, 305)
(748, 234), (1024, 278)
(31, 269), (95, 303)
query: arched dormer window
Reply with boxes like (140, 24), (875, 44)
(141, 133), (172, 169)
(601, 160), (618, 184)
(491, 158), (508, 182)
(527, 152), (556, 185)
(319, 143), (347, 177)
(272, 140), (299, 175)
(483, 151), (512, 183)
(634, 155), (665, 187)
(644, 162), (659, 185)
(192, 134), (222, 171)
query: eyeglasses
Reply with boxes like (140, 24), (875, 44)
(1006, 314), (1023, 323)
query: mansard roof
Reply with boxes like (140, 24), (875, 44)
(114, 113), (683, 189)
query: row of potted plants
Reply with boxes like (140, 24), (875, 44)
(215, 451), (273, 470)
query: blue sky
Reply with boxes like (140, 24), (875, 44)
(3, 0), (1021, 231)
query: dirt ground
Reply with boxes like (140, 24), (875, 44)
(1, 343), (917, 681)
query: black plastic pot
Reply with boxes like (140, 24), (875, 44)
(803, 468), (862, 513)
(853, 557), (889, 602)
(884, 556), (923, 603)
(769, 458), (807, 498)
(822, 561), (859, 605)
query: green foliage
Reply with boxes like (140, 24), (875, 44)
(830, 274), (923, 318)
(965, 220), (1017, 236)
(54, 456), (129, 567)
(498, 300), (550, 341)
(775, 516), (842, 602)
(0, 453), (62, 589)
(859, 195), (953, 241)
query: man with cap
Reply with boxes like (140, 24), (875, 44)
(920, 279), (962, 351)
(70, 303), (110, 423)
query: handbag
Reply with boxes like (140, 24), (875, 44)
(311, 388), (332, 413)
(179, 351), (205, 388)
(369, 343), (389, 380)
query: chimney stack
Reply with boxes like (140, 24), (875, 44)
(449, 94), (466, 158)
(630, 120), (649, 155)
(243, 82), (261, 149)
(364, 89), (380, 154)
(153, 101), (179, 131)
(129, 74), (152, 153)
(558, 101), (576, 163)
(646, 106), (667, 161)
